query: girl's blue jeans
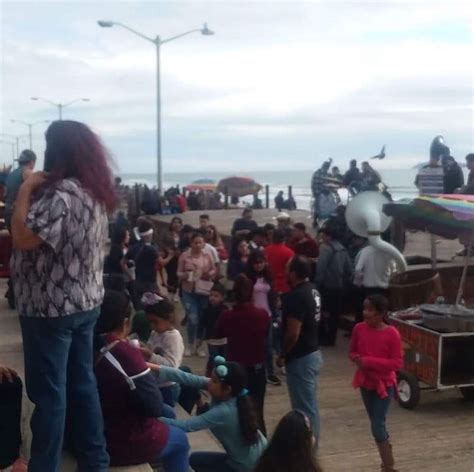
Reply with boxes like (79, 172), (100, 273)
(181, 291), (208, 344)
(360, 386), (395, 443)
(158, 425), (190, 472)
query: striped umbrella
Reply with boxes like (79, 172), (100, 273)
(383, 194), (474, 239)
(185, 178), (217, 192)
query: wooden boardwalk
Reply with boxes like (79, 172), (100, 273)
(2, 281), (473, 471)
(186, 339), (474, 471)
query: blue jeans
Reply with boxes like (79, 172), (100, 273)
(161, 403), (177, 419)
(160, 383), (180, 407)
(20, 309), (109, 472)
(158, 425), (190, 472)
(286, 350), (323, 439)
(190, 452), (235, 472)
(360, 387), (395, 443)
(182, 291), (208, 345)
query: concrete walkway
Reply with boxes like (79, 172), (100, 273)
(1, 279), (473, 471)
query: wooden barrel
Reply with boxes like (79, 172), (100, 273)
(389, 269), (442, 311)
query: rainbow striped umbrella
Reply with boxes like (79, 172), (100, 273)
(383, 194), (474, 239)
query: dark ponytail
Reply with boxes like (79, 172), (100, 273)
(366, 294), (389, 322)
(216, 361), (260, 445)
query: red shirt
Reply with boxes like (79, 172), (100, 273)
(349, 322), (403, 399)
(264, 243), (295, 293)
(216, 302), (270, 367)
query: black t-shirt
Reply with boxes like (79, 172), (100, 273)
(127, 243), (158, 283)
(231, 218), (258, 236)
(282, 281), (321, 361)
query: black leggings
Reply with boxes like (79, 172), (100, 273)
(0, 376), (22, 468)
(245, 366), (267, 436)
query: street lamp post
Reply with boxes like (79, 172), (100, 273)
(31, 97), (90, 120)
(0, 133), (28, 158)
(10, 119), (49, 150)
(98, 20), (214, 192)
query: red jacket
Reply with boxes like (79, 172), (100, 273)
(264, 243), (295, 293)
(216, 303), (270, 367)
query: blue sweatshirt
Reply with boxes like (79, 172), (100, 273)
(159, 366), (267, 472)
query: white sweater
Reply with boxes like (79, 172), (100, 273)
(147, 329), (184, 387)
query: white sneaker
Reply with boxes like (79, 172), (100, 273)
(184, 347), (192, 357)
(197, 348), (207, 358)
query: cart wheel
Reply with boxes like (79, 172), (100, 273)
(460, 387), (474, 401)
(397, 372), (420, 409)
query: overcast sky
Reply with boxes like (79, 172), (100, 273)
(1, 0), (473, 175)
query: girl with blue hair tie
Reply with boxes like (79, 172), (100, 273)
(148, 356), (267, 472)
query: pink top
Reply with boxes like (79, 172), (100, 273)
(252, 277), (271, 317)
(177, 249), (215, 293)
(349, 322), (403, 399)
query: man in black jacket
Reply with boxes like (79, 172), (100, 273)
(442, 155), (464, 194)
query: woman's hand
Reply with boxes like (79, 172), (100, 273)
(0, 365), (18, 383)
(146, 362), (161, 373)
(352, 356), (364, 369)
(22, 171), (48, 192)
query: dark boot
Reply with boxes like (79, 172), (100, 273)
(377, 440), (398, 472)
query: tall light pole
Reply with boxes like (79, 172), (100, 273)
(0, 133), (28, 158)
(10, 119), (49, 150)
(31, 97), (90, 120)
(98, 20), (214, 192)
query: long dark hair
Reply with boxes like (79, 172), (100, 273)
(217, 361), (260, 445)
(44, 120), (117, 212)
(246, 250), (272, 286)
(254, 410), (322, 472)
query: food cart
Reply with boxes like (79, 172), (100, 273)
(384, 195), (474, 409)
(390, 308), (474, 409)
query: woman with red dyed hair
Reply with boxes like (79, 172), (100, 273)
(10, 120), (116, 471)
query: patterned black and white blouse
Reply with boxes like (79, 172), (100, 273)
(11, 178), (108, 318)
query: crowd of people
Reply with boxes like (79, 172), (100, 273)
(1, 119), (404, 472)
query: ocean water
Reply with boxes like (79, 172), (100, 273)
(121, 168), (466, 211)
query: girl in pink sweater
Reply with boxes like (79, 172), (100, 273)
(349, 294), (402, 472)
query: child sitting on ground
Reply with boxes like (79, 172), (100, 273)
(149, 356), (268, 472)
(139, 292), (184, 407)
(198, 283), (228, 376)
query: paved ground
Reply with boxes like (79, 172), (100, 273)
(2, 280), (473, 471)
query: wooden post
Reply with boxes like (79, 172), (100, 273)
(134, 184), (140, 218)
(224, 187), (229, 209)
(265, 185), (270, 209)
(288, 185), (293, 199)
